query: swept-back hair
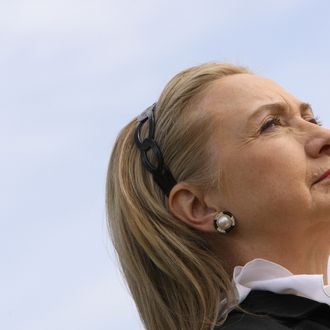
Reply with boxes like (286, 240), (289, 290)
(106, 63), (249, 330)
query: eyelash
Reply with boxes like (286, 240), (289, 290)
(260, 116), (322, 133)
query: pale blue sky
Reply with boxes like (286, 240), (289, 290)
(1, 1), (330, 329)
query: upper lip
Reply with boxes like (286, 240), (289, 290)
(313, 169), (330, 185)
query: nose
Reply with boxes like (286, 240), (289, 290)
(305, 125), (330, 158)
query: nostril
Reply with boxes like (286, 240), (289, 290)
(319, 144), (330, 155)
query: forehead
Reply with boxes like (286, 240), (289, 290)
(201, 73), (299, 120)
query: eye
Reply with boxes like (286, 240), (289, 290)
(259, 116), (281, 133)
(306, 116), (322, 126)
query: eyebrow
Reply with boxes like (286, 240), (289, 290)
(248, 101), (314, 122)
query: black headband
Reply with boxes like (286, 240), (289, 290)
(134, 103), (177, 196)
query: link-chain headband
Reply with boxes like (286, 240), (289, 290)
(134, 103), (177, 196)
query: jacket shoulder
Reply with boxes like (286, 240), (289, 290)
(215, 290), (330, 330)
(216, 309), (290, 330)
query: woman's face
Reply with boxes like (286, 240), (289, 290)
(204, 74), (330, 243)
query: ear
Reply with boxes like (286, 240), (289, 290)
(168, 182), (216, 232)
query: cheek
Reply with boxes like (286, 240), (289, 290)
(221, 141), (309, 223)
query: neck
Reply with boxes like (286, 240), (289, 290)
(213, 228), (330, 285)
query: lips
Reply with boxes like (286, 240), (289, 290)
(314, 169), (330, 185)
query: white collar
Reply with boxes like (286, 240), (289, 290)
(232, 258), (330, 306)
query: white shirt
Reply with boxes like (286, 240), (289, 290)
(232, 258), (330, 306)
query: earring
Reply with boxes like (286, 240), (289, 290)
(214, 211), (236, 234)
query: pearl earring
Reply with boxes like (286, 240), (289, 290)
(214, 211), (236, 234)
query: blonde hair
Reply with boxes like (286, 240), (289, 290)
(106, 63), (249, 330)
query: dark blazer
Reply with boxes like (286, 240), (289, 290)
(217, 290), (330, 329)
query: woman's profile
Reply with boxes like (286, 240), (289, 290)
(106, 63), (330, 329)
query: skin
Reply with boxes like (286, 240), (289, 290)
(169, 73), (330, 284)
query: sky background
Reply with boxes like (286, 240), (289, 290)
(2, 0), (330, 329)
